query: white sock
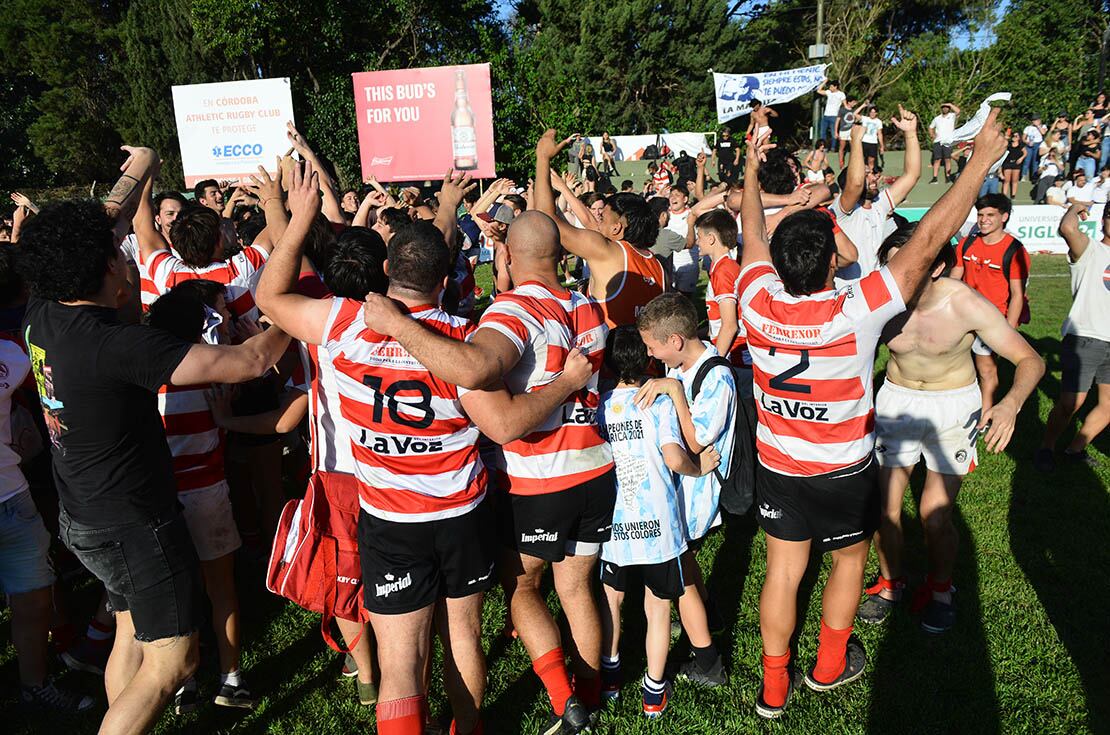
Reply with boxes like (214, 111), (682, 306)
(642, 673), (666, 694)
(601, 654), (620, 670)
(221, 669), (241, 688)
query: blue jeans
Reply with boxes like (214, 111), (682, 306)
(0, 492), (55, 595)
(1021, 145), (1040, 180)
(978, 175), (1001, 197)
(1101, 137), (1110, 173)
(1077, 156), (1096, 179)
(818, 116), (837, 145)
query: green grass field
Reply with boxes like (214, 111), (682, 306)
(3, 255), (1108, 734)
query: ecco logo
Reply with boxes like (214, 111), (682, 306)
(213, 143), (264, 158)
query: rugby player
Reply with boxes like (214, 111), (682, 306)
(737, 109), (1007, 718)
(860, 226), (1044, 632)
(257, 162), (595, 735)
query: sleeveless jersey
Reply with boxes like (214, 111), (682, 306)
(592, 240), (666, 328)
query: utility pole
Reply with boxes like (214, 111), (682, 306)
(809, 0), (828, 144)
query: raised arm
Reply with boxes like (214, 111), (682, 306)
(739, 134), (776, 268)
(286, 122), (343, 224)
(240, 163), (289, 253)
(472, 178), (511, 218)
(461, 348), (593, 444)
(694, 153), (706, 199)
(887, 105), (922, 205)
(886, 108), (1008, 301)
(433, 170), (476, 246)
(169, 324), (290, 386)
(552, 172), (601, 232)
(353, 190), (386, 228)
(838, 123), (867, 212)
(107, 145), (159, 244)
(1058, 203), (1091, 262)
(254, 160), (334, 345)
(534, 129), (613, 262)
(132, 161), (171, 262)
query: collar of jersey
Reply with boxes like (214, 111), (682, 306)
(516, 280), (571, 297)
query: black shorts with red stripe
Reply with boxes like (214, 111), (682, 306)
(755, 455), (879, 552)
(499, 468), (617, 562)
(358, 498), (496, 615)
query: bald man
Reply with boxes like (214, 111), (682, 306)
(364, 209), (615, 733)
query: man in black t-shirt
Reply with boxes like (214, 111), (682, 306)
(714, 128), (741, 183)
(674, 150), (698, 184)
(17, 147), (290, 735)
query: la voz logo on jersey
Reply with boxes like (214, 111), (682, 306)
(211, 143), (265, 159)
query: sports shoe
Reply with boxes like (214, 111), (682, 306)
(675, 655), (727, 688)
(60, 636), (111, 676)
(600, 665), (621, 701)
(539, 695), (591, 735)
(641, 680), (671, 719)
(214, 680), (257, 709)
(1064, 449), (1099, 468)
(174, 683), (199, 715)
(921, 594), (957, 634)
(1033, 448), (1055, 473)
(804, 637), (867, 692)
(21, 682), (96, 713)
(341, 653), (358, 678)
(357, 680), (378, 706)
(930, 176), (938, 184)
(755, 676), (794, 720)
(857, 576), (905, 624)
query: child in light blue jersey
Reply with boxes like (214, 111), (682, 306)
(597, 326), (720, 719)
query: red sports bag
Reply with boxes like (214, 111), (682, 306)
(267, 471), (368, 651)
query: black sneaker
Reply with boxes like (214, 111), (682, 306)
(214, 680), (257, 709)
(60, 636), (111, 676)
(1064, 450), (1099, 468)
(930, 176), (938, 184)
(1033, 448), (1055, 473)
(921, 594), (957, 634)
(539, 695), (591, 735)
(804, 637), (867, 692)
(857, 592), (900, 624)
(675, 655), (727, 688)
(20, 682), (96, 713)
(755, 675), (794, 720)
(174, 684), (199, 715)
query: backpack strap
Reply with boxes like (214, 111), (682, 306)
(691, 354), (734, 399)
(1000, 236), (1025, 281)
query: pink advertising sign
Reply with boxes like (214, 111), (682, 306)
(352, 63), (495, 182)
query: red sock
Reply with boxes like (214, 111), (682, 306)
(450, 719), (483, 735)
(812, 620), (852, 684)
(532, 648), (573, 716)
(761, 652), (791, 707)
(376, 695), (424, 735)
(574, 672), (601, 710)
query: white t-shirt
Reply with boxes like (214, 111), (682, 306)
(0, 340), (32, 504)
(833, 190), (898, 286)
(1045, 186), (1068, 207)
(862, 118), (882, 144)
(666, 208), (698, 272)
(1067, 182), (1098, 203)
(1062, 237), (1110, 343)
(1092, 178), (1110, 204)
(930, 113), (957, 145)
(823, 90), (846, 117)
(1022, 124), (1044, 145)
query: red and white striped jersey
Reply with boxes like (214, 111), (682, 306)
(739, 261), (905, 477)
(157, 383), (225, 493)
(147, 245), (268, 320)
(706, 254), (750, 367)
(119, 234), (162, 312)
(324, 298), (485, 522)
(474, 281), (613, 495)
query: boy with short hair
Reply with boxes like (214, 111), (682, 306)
(633, 293), (736, 686)
(596, 326), (720, 718)
(695, 210), (750, 381)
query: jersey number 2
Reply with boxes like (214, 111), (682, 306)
(362, 376), (435, 429)
(768, 348), (812, 394)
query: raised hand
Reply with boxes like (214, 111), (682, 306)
(745, 132), (776, 168)
(890, 104), (919, 132)
(696, 152), (707, 169)
(439, 169), (476, 209)
(242, 160), (284, 206)
(286, 121), (314, 157)
(286, 160), (321, 221)
(971, 107), (1008, 163)
(536, 129), (576, 162)
(10, 192), (35, 211)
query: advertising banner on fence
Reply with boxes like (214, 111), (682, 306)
(713, 64), (827, 124)
(900, 203), (1105, 255)
(352, 63), (495, 182)
(172, 78), (295, 188)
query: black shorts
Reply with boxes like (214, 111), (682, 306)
(932, 142), (953, 162)
(1060, 334), (1110, 394)
(59, 509), (202, 642)
(756, 456), (879, 552)
(499, 468), (617, 562)
(358, 499), (496, 615)
(862, 142), (880, 160)
(600, 556), (685, 601)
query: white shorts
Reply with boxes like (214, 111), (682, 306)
(179, 480), (242, 561)
(671, 248), (700, 293)
(875, 381), (982, 476)
(971, 335), (992, 356)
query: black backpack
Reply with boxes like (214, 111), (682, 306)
(643, 144), (660, 160)
(690, 355), (757, 516)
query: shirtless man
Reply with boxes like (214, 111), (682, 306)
(745, 101), (778, 142)
(859, 226), (1044, 633)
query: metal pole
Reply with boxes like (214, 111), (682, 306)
(812, 0), (825, 144)
(1099, 21), (1110, 93)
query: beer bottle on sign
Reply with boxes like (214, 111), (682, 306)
(451, 69), (478, 170)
